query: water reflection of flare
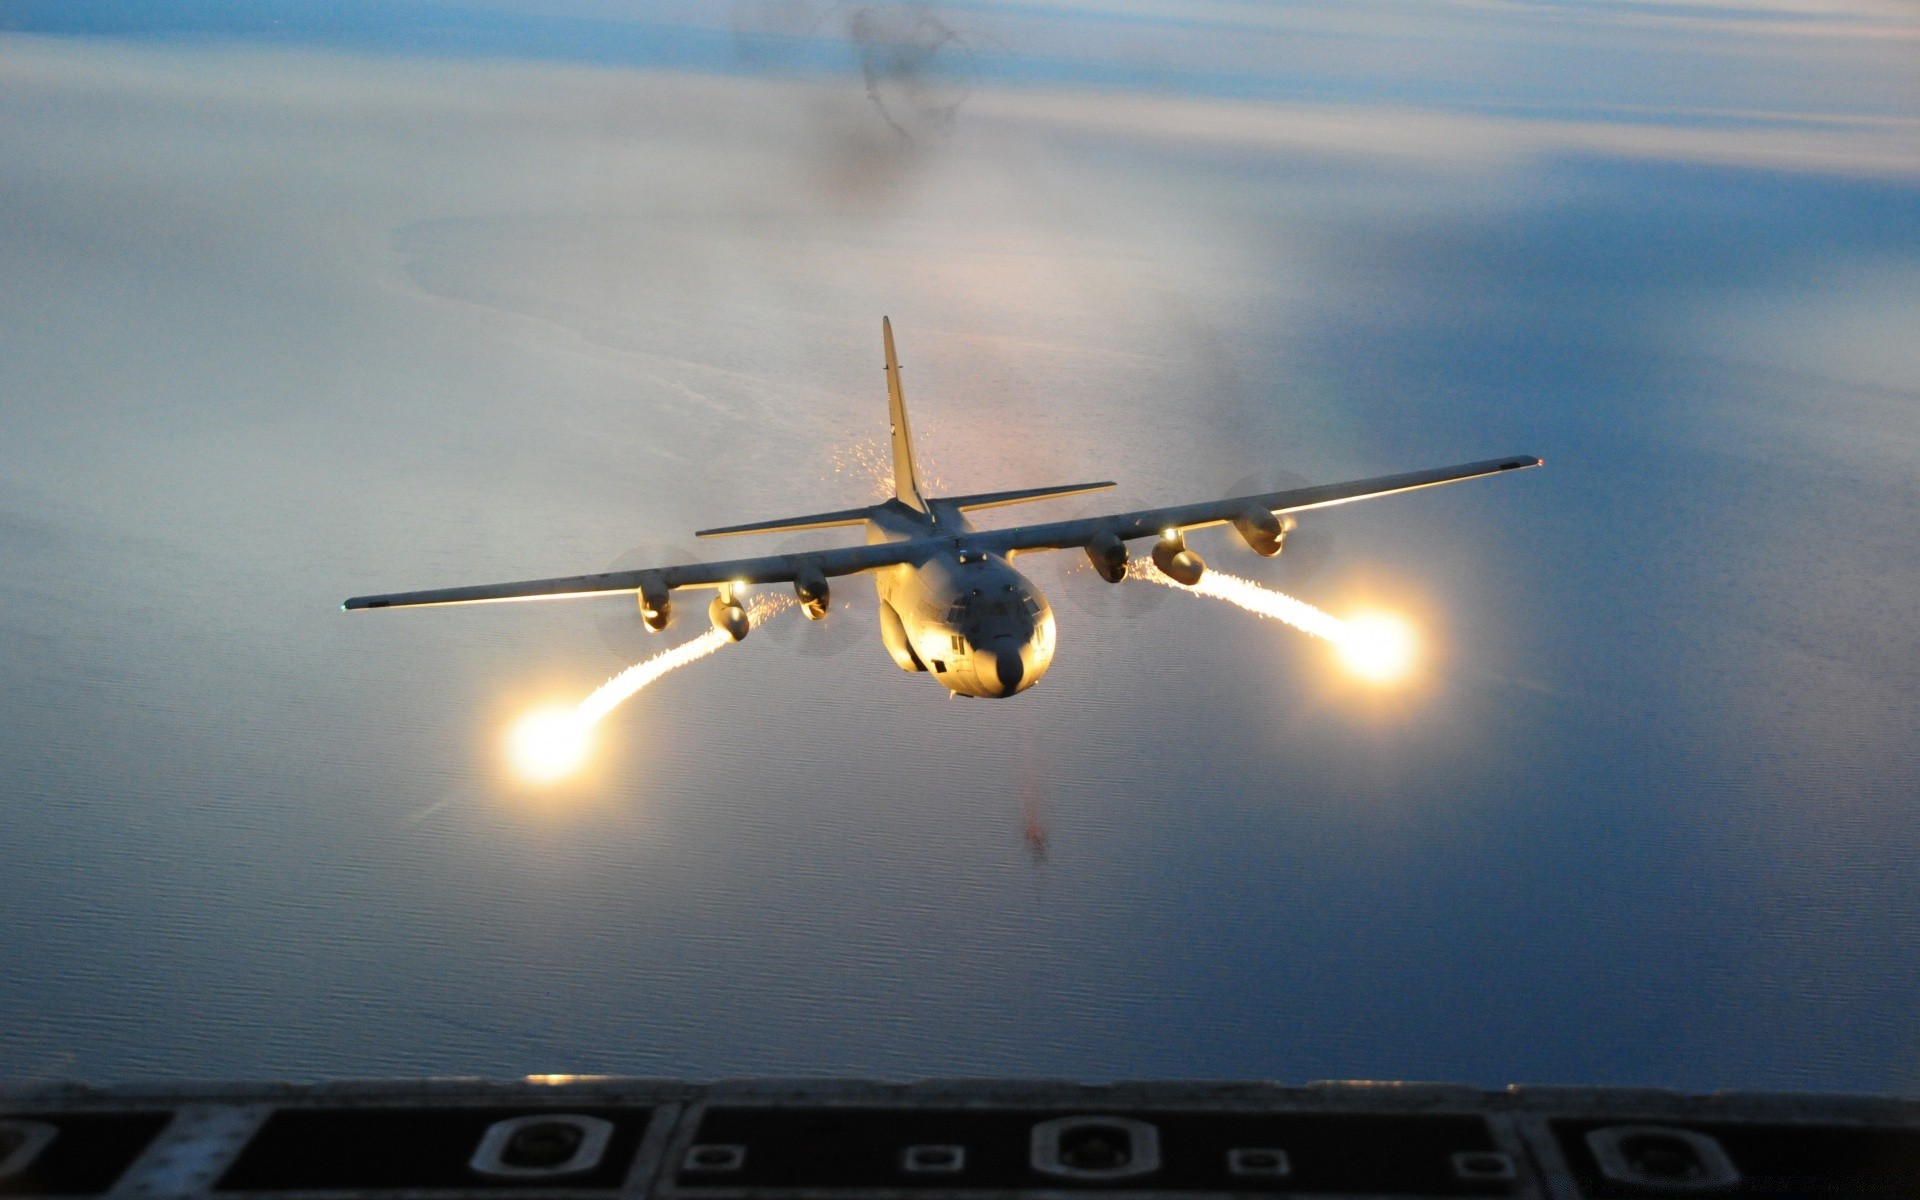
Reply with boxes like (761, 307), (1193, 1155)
(508, 594), (792, 785)
(1019, 736), (1049, 863)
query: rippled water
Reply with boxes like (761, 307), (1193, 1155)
(0, 39), (1916, 1092)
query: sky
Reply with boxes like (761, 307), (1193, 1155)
(0, 3), (1917, 1090)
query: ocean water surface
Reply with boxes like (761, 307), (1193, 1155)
(0, 29), (1916, 1091)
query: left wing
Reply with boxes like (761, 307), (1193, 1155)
(975, 454), (1543, 557)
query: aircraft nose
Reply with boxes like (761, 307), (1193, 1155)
(972, 641), (1025, 696)
(994, 646), (1024, 693)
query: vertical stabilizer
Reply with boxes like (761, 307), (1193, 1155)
(882, 316), (927, 512)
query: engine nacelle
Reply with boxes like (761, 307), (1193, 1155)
(1151, 531), (1206, 586)
(638, 576), (672, 632)
(1085, 530), (1127, 583)
(878, 600), (926, 672)
(708, 593), (750, 642)
(794, 567), (831, 620)
(1232, 507), (1295, 557)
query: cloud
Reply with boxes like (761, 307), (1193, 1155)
(8, 0), (1918, 122)
(969, 89), (1920, 179)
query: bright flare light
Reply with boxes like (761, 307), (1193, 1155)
(508, 593), (792, 784)
(1133, 556), (1418, 684)
(508, 705), (592, 784)
(1335, 612), (1416, 683)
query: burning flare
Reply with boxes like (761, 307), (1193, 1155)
(507, 593), (792, 784)
(1132, 556), (1417, 684)
(1335, 611), (1416, 683)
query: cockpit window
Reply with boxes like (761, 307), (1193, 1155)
(952, 589), (1040, 624)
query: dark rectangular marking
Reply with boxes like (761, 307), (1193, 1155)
(0, 1111), (172, 1196)
(217, 1106), (652, 1191)
(1552, 1119), (1920, 1197)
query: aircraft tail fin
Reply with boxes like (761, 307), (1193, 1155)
(882, 316), (928, 513)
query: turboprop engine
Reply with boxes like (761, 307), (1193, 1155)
(708, 592), (750, 641)
(638, 576), (672, 632)
(1085, 529), (1127, 583)
(1232, 507), (1296, 557)
(793, 567), (831, 620)
(1151, 530), (1206, 586)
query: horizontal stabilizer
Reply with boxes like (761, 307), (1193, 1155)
(940, 481), (1116, 512)
(695, 504), (876, 539)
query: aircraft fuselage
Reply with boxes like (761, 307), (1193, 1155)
(867, 499), (1056, 698)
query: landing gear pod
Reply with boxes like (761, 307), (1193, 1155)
(638, 576), (672, 632)
(708, 593), (750, 641)
(794, 567), (831, 620)
(1232, 508), (1293, 557)
(1085, 530), (1127, 583)
(878, 601), (926, 671)
(1151, 531), (1206, 586)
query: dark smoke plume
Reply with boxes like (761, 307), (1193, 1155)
(732, 1), (977, 143)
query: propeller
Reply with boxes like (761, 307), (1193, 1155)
(1045, 541), (1168, 621)
(591, 540), (706, 663)
(1040, 491), (1168, 622)
(1043, 466), (1337, 619)
(763, 532), (868, 659)
(1220, 468), (1338, 585)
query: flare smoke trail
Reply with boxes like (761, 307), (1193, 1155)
(508, 594), (794, 783)
(1129, 556), (1346, 642)
(580, 593), (793, 726)
(1129, 554), (1415, 682)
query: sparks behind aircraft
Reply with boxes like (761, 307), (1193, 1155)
(345, 320), (1541, 697)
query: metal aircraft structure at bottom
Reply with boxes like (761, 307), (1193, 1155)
(344, 318), (1542, 698)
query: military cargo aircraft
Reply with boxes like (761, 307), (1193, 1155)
(345, 319), (1540, 697)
